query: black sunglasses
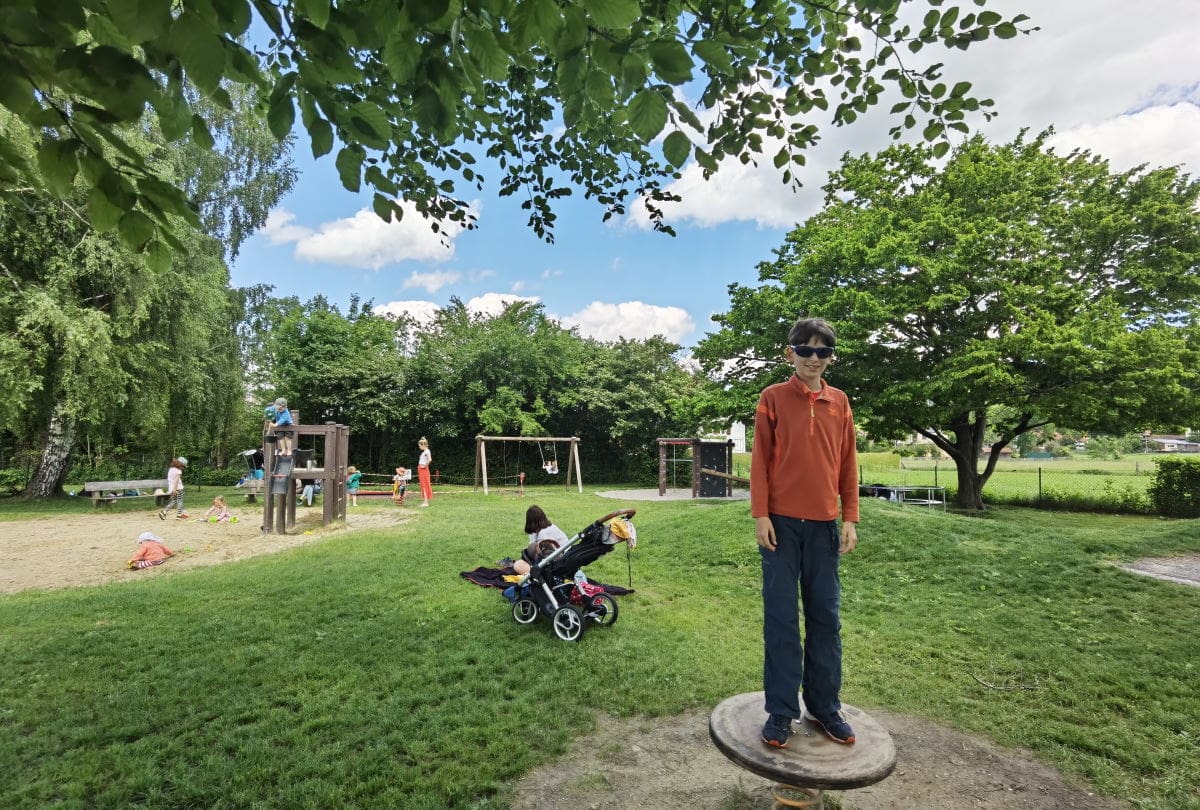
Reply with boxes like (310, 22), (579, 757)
(790, 345), (834, 359)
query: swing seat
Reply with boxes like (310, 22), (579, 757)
(543, 462), (559, 475)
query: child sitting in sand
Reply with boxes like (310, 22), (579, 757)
(204, 495), (231, 523)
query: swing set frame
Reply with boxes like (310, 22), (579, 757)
(473, 435), (583, 495)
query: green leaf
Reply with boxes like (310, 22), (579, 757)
(372, 193), (398, 222)
(105, 0), (172, 44)
(648, 39), (694, 84)
(923, 121), (944, 141)
(462, 25), (508, 81)
(309, 118), (334, 158)
(995, 22), (1018, 38)
(526, 0), (563, 43)
(171, 13), (226, 94)
(268, 92), (295, 140)
(932, 140), (950, 158)
(583, 0), (640, 30)
(346, 102), (391, 149)
(950, 81), (971, 98)
(296, 0), (330, 29)
(251, 0), (284, 36)
(662, 130), (691, 168)
(0, 66), (36, 115)
(335, 146), (365, 192)
(977, 10), (1002, 26)
(118, 210), (156, 250)
(384, 30), (422, 84)
(37, 137), (80, 198)
(191, 114), (215, 149)
(88, 185), (125, 231)
(144, 239), (172, 273)
(627, 89), (668, 143)
(412, 85), (451, 138)
(693, 40), (733, 76)
(210, 0), (252, 35)
(406, 0), (451, 25)
(557, 6), (589, 55)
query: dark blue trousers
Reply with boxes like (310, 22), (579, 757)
(760, 515), (842, 720)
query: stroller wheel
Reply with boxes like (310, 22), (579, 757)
(587, 593), (619, 627)
(512, 598), (538, 625)
(551, 605), (587, 642)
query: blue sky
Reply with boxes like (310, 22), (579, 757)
(230, 1), (1200, 350)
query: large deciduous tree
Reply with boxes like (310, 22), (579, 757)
(696, 133), (1200, 509)
(1, 0), (1033, 255)
(0, 84), (294, 495)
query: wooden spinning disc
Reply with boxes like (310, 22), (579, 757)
(709, 692), (896, 791)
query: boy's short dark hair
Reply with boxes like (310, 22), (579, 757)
(788, 317), (837, 348)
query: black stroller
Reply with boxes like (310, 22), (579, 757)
(509, 509), (637, 642)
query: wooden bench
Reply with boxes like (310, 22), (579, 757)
(238, 477), (264, 502)
(83, 479), (170, 508)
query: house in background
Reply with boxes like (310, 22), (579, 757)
(1144, 433), (1200, 453)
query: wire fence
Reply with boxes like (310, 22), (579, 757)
(860, 458), (1157, 513)
(728, 454), (1167, 514)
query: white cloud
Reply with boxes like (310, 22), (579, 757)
(467, 292), (541, 316)
(540, 269), (563, 280)
(374, 300), (441, 325)
(1047, 103), (1200, 175)
(631, 1), (1200, 230)
(403, 270), (462, 294)
(562, 301), (695, 343)
(260, 199), (477, 270)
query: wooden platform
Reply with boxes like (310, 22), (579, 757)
(709, 692), (895, 803)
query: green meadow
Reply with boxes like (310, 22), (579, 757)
(1, 492), (1197, 808)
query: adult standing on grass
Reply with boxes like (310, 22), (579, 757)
(417, 437), (433, 507)
(158, 457), (189, 520)
(752, 317), (859, 749)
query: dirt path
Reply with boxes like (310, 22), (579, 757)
(511, 708), (1128, 809)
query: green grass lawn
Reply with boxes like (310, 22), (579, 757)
(1, 491), (1197, 808)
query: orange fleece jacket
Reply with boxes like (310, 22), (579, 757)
(750, 375), (860, 523)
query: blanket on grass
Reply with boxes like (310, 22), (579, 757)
(460, 565), (634, 595)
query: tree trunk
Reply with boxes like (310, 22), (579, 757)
(24, 402), (77, 497)
(953, 459), (986, 510)
(948, 413), (987, 511)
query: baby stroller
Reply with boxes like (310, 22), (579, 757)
(510, 509), (637, 642)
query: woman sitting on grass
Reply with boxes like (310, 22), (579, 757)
(513, 505), (570, 575)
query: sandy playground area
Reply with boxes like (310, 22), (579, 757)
(0, 502), (409, 595)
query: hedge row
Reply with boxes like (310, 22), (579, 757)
(1148, 457), (1200, 518)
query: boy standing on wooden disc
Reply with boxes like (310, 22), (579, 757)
(752, 317), (860, 748)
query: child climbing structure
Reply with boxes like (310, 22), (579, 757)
(261, 411), (350, 534)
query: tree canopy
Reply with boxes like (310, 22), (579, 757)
(1, 0), (1032, 256)
(695, 132), (1200, 509)
(0, 78), (294, 495)
(255, 296), (700, 479)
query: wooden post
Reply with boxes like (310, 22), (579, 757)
(691, 438), (701, 499)
(480, 438), (490, 496)
(571, 438), (583, 493)
(658, 441), (667, 496)
(262, 430), (275, 533)
(473, 436), (482, 492)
